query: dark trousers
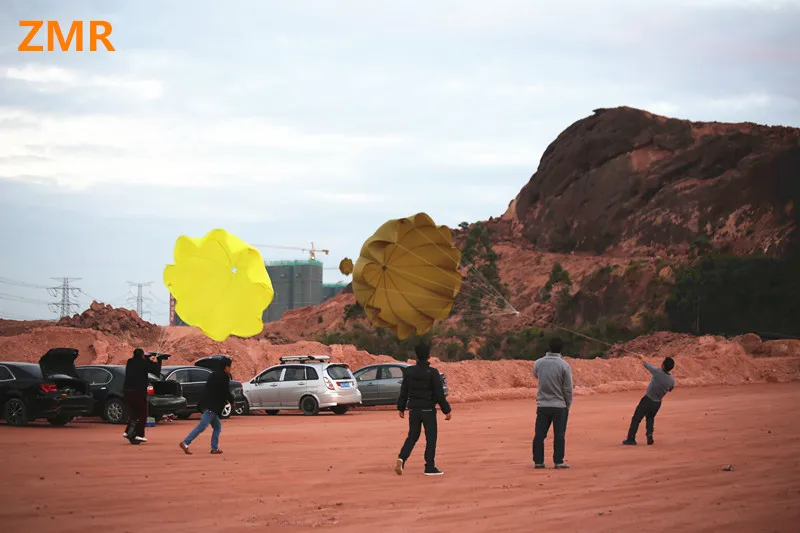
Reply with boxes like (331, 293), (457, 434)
(627, 396), (662, 441)
(533, 406), (568, 465)
(399, 409), (438, 469)
(124, 390), (148, 439)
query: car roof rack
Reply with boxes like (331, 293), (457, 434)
(279, 355), (331, 364)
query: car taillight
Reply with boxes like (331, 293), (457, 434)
(147, 385), (155, 395)
(323, 377), (335, 391)
(39, 383), (57, 393)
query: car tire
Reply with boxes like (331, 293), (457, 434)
(3, 397), (29, 426)
(104, 398), (126, 424)
(300, 396), (320, 416)
(265, 409), (280, 416)
(221, 402), (232, 419)
(331, 406), (349, 415)
(235, 399), (249, 416)
(47, 415), (73, 426)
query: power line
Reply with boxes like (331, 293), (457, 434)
(0, 277), (51, 290)
(127, 281), (153, 318)
(48, 277), (82, 318)
(0, 292), (52, 305)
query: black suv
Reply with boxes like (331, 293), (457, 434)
(77, 354), (187, 424)
(161, 355), (246, 419)
(0, 348), (94, 426)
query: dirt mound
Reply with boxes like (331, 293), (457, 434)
(0, 318), (55, 337)
(58, 301), (161, 345)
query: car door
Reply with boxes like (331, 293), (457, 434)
(250, 367), (283, 408)
(278, 366), (309, 407)
(378, 365), (406, 404)
(77, 368), (112, 410)
(354, 367), (379, 404)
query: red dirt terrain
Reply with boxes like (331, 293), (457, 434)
(1, 385), (798, 532)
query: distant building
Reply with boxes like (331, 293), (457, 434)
(169, 260), (347, 326)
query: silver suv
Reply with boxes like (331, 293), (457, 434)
(241, 356), (361, 416)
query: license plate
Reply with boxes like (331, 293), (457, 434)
(339, 382), (351, 388)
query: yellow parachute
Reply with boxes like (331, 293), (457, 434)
(163, 229), (274, 342)
(353, 213), (462, 339)
(339, 257), (354, 276)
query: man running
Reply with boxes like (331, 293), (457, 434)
(623, 355), (675, 446)
(123, 348), (162, 444)
(179, 355), (234, 455)
(532, 337), (574, 469)
(395, 342), (452, 476)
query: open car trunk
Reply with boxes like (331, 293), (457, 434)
(149, 374), (181, 396)
(39, 348), (81, 378)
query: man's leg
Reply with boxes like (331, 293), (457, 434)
(399, 409), (423, 463)
(134, 392), (148, 438)
(533, 407), (554, 466)
(552, 407), (568, 465)
(626, 397), (648, 442)
(123, 391), (136, 438)
(645, 399), (662, 444)
(182, 410), (212, 448)
(209, 412), (222, 451)
(421, 409), (438, 471)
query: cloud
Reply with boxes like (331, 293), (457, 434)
(4, 65), (163, 100)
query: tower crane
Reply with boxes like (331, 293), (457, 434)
(251, 241), (330, 261)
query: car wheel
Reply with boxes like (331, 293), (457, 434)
(221, 402), (232, 419)
(300, 396), (320, 416)
(331, 405), (349, 415)
(265, 409), (280, 416)
(104, 398), (126, 424)
(47, 415), (73, 426)
(235, 399), (249, 416)
(3, 398), (29, 426)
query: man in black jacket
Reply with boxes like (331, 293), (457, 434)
(179, 356), (234, 455)
(123, 348), (162, 444)
(395, 342), (452, 476)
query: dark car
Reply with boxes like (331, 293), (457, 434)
(161, 355), (246, 419)
(0, 348), (94, 426)
(77, 357), (187, 424)
(353, 363), (449, 406)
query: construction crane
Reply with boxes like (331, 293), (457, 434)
(251, 241), (330, 261)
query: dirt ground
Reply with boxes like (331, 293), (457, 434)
(1, 384), (799, 533)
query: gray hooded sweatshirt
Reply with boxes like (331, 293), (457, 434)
(533, 352), (574, 409)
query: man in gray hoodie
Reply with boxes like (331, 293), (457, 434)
(532, 337), (574, 469)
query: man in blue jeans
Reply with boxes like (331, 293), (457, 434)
(179, 356), (234, 455)
(532, 337), (574, 469)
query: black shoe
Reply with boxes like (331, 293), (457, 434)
(622, 439), (637, 446)
(424, 467), (444, 476)
(647, 436), (654, 445)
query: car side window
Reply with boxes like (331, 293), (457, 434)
(86, 368), (112, 385)
(357, 368), (378, 381)
(258, 368), (282, 383)
(189, 369), (211, 382)
(305, 367), (319, 380)
(282, 367), (306, 382)
(169, 370), (191, 384)
(0, 365), (13, 381)
(382, 366), (404, 380)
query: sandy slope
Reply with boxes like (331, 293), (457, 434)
(1, 384), (798, 533)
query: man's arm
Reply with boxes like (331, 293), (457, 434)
(431, 368), (451, 415)
(533, 359), (539, 379)
(396, 369), (409, 413)
(643, 362), (658, 375)
(144, 356), (161, 375)
(562, 365), (574, 409)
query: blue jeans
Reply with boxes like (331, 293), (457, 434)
(183, 410), (222, 450)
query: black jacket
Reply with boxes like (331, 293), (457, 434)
(199, 371), (234, 417)
(397, 361), (451, 414)
(123, 356), (161, 393)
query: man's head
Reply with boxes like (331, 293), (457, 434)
(662, 357), (675, 373)
(548, 337), (564, 354)
(133, 348), (144, 359)
(414, 342), (430, 362)
(222, 357), (233, 374)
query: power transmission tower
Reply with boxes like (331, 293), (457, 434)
(127, 282), (153, 318)
(48, 277), (82, 318)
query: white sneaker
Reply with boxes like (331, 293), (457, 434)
(134, 436), (148, 443)
(395, 458), (404, 476)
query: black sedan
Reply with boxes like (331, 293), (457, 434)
(76, 363), (187, 424)
(161, 355), (246, 419)
(0, 348), (94, 426)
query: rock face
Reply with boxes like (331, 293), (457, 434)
(503, 107), (800, 258)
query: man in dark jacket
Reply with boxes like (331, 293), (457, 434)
(123, 348), (162, 444)
(179, 356), (234, 455)
(395, 342), (452, 476)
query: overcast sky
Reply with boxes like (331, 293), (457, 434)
(1, 0), (798, 324)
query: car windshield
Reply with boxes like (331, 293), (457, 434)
(326, 365), (351, 380)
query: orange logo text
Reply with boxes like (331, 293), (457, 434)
(18, 20), (115, 52)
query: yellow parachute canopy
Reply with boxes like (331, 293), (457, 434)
(353, 213), (462, 339)
(339, 257), (354, 276)
(163, 229), (274, 342)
